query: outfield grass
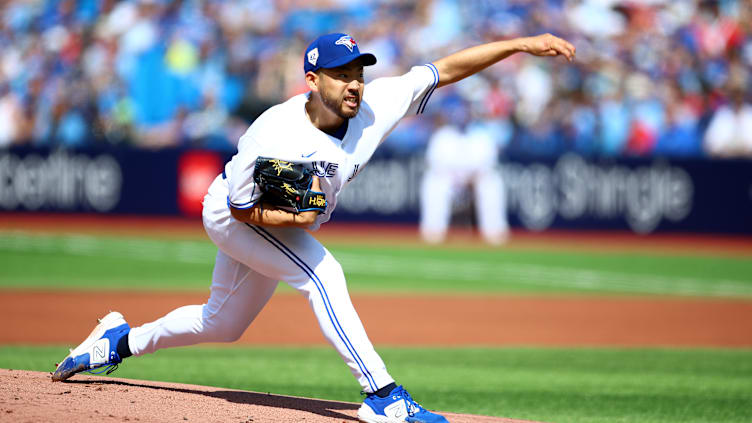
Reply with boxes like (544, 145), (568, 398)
(2, 345), (751, 423)
(1, 231), (751, 296)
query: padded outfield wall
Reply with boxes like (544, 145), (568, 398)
(1, 146), (750, 234)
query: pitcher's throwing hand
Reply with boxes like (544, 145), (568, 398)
(522, 33), (576, 61)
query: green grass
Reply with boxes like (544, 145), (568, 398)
(2, 230), (751, 422)
(1, 231), (751, 296)
(2, 345), (751, 423)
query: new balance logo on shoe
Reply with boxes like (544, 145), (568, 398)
(385, 401), (406, 418)
(92, 339), (109, 364)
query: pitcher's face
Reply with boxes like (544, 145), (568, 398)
(317, 61), (365, 119)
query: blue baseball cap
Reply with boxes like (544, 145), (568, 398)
(303, 33), (377, 73)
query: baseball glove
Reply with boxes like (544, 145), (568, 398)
(253, 157), (327, 214)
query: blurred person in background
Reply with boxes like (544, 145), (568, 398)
(654, 80), (703, 157)
(702, 42), (752, 157)
(595, 62), (632, 156)
(623, 72), (665, 157)
(0, 83), (26, 147)
(420, 88), (510, 245)
(704, 87), (752, 157)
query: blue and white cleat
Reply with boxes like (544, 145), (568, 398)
(358, 385), (450, 423)
(52, 311), (130, 381)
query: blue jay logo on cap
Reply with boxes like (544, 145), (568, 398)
(335, 35), (357, 52)
(303, 33), (376, 73)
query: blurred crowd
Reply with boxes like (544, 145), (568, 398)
(0, 0), (750, 158)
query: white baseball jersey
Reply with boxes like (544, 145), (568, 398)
(221, 64), (439, 229)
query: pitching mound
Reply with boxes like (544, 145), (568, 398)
(0, 369), (541, 423)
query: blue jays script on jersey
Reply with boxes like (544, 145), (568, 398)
(216, 64), (438, 230)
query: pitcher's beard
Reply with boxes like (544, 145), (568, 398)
(322, 93), (358, 119)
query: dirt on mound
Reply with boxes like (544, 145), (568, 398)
(0, 369), (540, 423)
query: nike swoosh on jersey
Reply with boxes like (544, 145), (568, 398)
(302, 151), (317, 158)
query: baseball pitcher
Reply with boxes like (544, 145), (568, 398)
(53, 32), (574, 423)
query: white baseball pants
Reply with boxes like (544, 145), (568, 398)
(128, 177), (394, 393)
(420, 166), (509, 245)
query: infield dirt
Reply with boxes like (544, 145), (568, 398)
(2, 290), (752, 347)
(0, 369), (538, 423)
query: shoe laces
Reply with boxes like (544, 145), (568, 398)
(85, 363), (119, 376)
(84, 351), (122, 376)
(399, 387), (423, 417)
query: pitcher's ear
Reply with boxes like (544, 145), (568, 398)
(305, 71), (319, 92)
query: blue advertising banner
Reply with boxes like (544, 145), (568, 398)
(0, 147), (182, 215)
(1, 147), (750, 234)
(335, 153), (752, 234)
